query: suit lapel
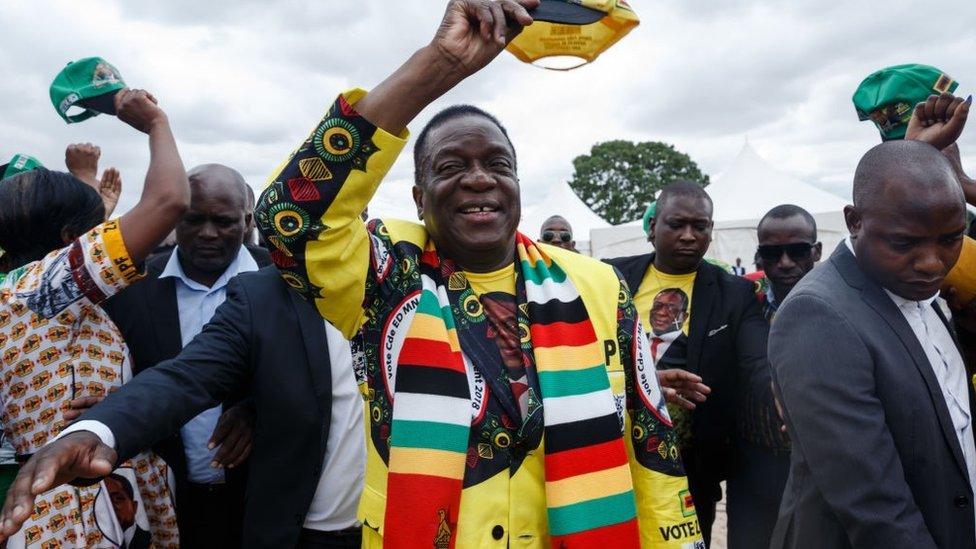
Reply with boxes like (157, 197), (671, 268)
(289, 288), (332, 457)
(626, 254), (655, 295)
(837, 246), (973, 482)
(932, 302), (976, 482)
(687, 262), (717, 375)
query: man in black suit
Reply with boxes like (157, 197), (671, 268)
(606, 180), (769, 546)
(39, 265), (361, 548)
(98, 163), (269, 548)
(770, 140), (976, 548)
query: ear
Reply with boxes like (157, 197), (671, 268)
(843, 205), (861, 240)
(648, 217), (657, 242)
(812, 242), (823, 262)
(244, 212), (253, 228)
(412, 185), (424, 221)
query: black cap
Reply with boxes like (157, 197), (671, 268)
(531, 0), (605, 25)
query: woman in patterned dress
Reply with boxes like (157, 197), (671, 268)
(0, 88), (189, 548)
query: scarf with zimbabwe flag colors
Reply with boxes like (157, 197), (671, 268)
(383, 233), (640, 548)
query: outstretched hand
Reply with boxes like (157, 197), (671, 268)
(657, 369), (711, 411)
(98, 167), (122, 219)
(352, 0), (537, 140)
(0, 432), (116, 542)
(905, 92), (972, 151)
(433, 0), (537, 75)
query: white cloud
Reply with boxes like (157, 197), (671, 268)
(2, 0), (974, 221)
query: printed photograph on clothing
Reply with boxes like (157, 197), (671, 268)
(650, 288), (689, 337)
(95, 468), (152, 549)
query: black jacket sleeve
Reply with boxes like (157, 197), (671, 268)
(82, 277), (255, 462)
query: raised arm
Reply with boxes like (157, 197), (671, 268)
(114, 88), (190, 265)
(771, 295), (935, 548)
(255, 0), (537, 337)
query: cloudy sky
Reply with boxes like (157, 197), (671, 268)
(2, 0), (975, 224)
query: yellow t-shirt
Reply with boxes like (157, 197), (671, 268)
(633, 265), (696, 337)
(633, 265), (697, 452)
(465, 264), (516, 298)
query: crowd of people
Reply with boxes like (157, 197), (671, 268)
(0, 1), (974, 548)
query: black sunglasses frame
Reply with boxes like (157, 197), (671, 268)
(542, 231), (572, 243)
(757, 242), (818, 263)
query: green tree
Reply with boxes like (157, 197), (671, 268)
(568, 140), (710, 225)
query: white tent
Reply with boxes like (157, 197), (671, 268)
(590, 142), (850, 265)
(519, 181), (611, 255)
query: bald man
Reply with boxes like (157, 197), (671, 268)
(100, 164), (271, 547)
(539, 214), (578, 252)
(769, 140), (976, 548)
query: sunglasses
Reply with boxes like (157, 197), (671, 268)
(757, 243), (816, 263)
(542, 231), (572, 243)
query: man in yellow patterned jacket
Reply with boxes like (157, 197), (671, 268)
(251, 2), (704, 547)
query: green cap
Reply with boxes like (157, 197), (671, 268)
(1, 154), (43, 180)
(49, 57), (126, 124)
(642, 201), (657, 234)
(853, 63), (958, 140)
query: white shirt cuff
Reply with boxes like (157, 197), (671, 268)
(55, 420), (117, 449)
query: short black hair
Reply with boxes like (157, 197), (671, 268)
(412, 105), (516, 186)
(0, 167), (105, 270)
(758, 204), (818, 240)
(853, 140), (960, 210)
(107, 473), (135, 500)
(656, 179), (712, 217)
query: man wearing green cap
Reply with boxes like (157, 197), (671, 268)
(607, 180), (769, 546)
(0, 154), (43, 181)
(642, 201), (656, 240)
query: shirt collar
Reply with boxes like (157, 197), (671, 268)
(765, 283), (779, 310)
(884, 288), (938, 310)
(161, 245), (259, 292)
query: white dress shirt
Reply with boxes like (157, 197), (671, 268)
(883, 290), (976, 488)
(303, 323), (364, 531)
(846, 238), (976, 514)
(161, 245), (259, 484)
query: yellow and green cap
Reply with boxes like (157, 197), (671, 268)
(50, 57), (126, 124)
(0, 154), (43, 181)
(507, 0), (639, 69)
(853, 63), (958, 140)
